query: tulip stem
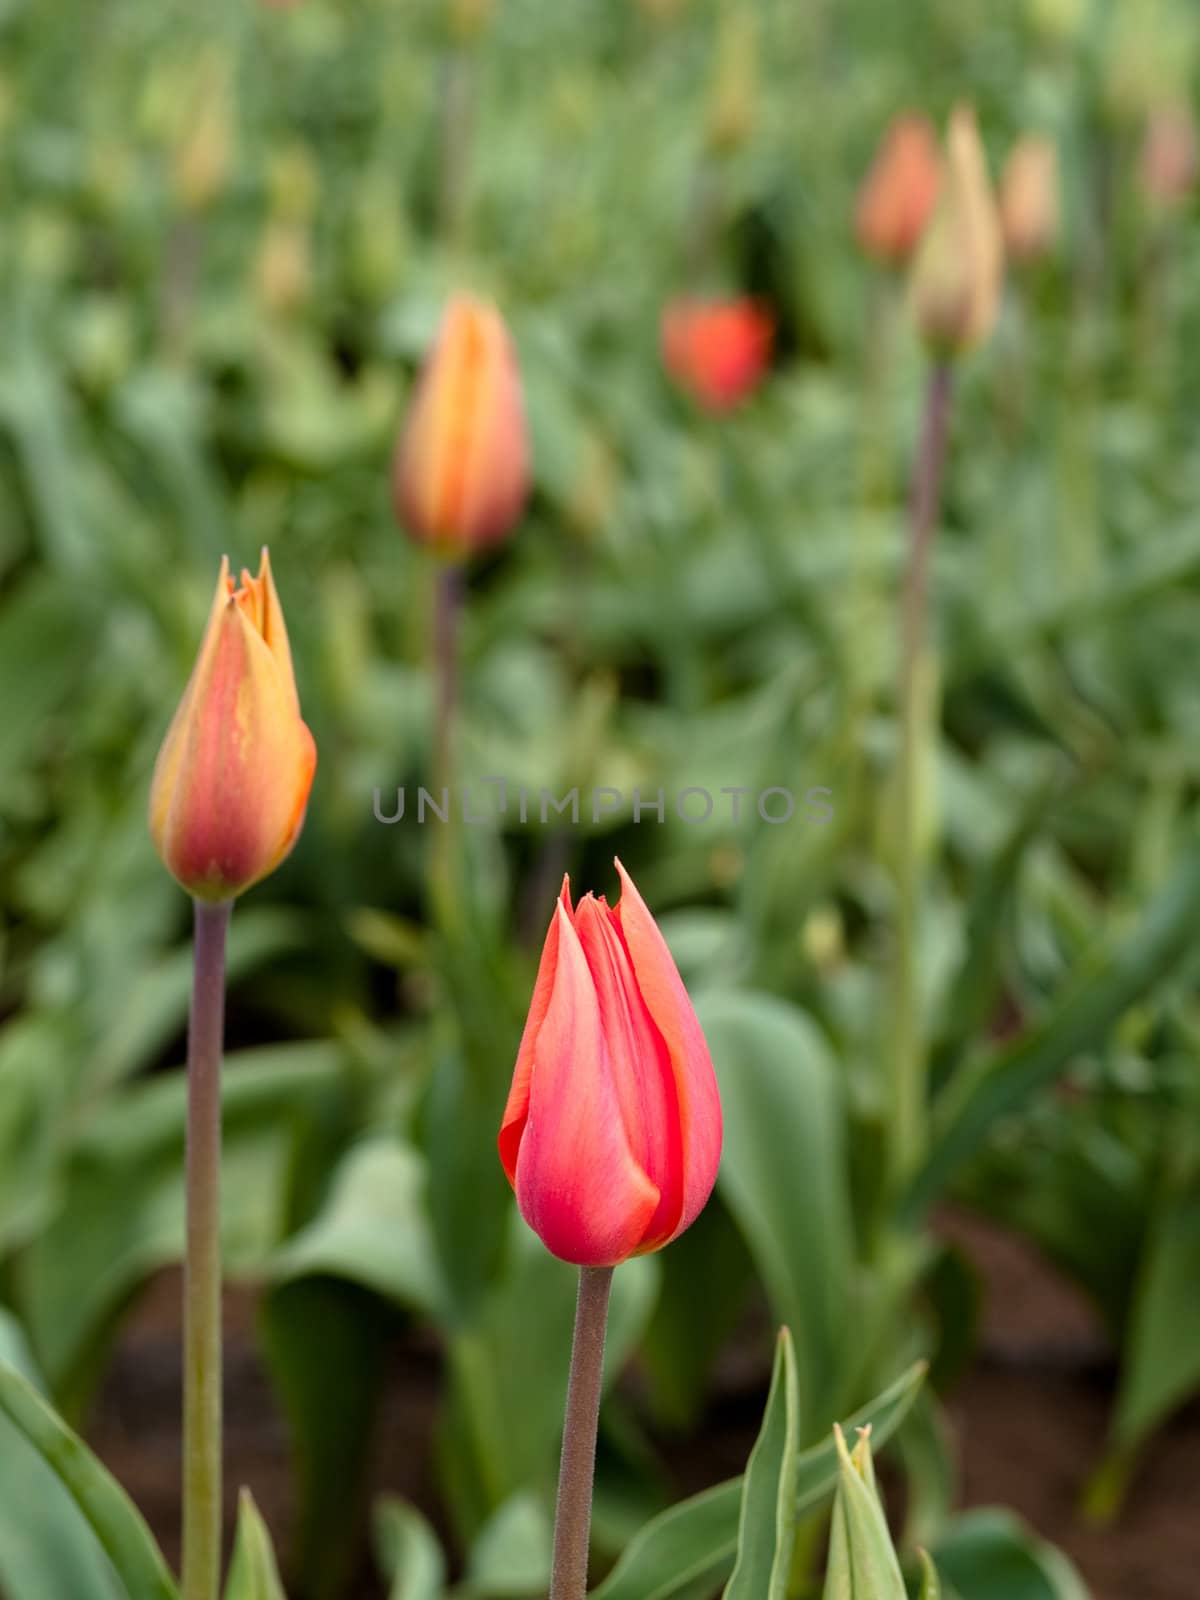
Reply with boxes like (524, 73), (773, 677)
(891, 360), (952, 1185)
(433, 562), (463, 794)
(183, 897), (231, 1600)
(549, 1266), (614, 1600)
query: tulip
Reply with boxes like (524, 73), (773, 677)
(391, 294), (529, 557)
(499, 862), (723, 1268)
(660, 296), (773, 412)
(1140, 102), (1198, 209)
(1000, 134), (1060, 263)
(910, 104), (1004, 355)
(855, 114), (942, 265)
(149, 551), (317, 902)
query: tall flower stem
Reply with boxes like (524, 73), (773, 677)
(430, 561), (463, 929)
(183, 898), (231, 1600)
(549, 1266), (614, 1600)
(891, 360), (953, 1185)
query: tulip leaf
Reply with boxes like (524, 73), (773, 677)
(722, 1327), (800, 1599)
(822, 1426), (906, 1600)
(929, 1510), (1089, 1600)
(0, 1357), (179, 1600)
(591, 1361), (925, 1600)
(918, 1550), (942, 1599)
(906, 834), (1200, 1218)
(0, 1310), (125, 1600)
(693, 990), (853, 1431)
(463, 1490), (554, 1595)
(224, 1491), (287, 1600)
(374, 1498), (447, 1600)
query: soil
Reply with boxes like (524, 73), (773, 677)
(84, 1209), (1200, 1599)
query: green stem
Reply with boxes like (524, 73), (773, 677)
(183, 897), (231, 1600)
(549, 1266), (614, 1600)
(430, 561), (463, 932)
(892, 361), (953, 1184)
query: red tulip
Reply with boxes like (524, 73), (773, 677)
(855, 113), (942, 265)
(391, 294), (529, 557)
(1140, 102), (1198, 210)
(660, 297), (773, 412)
(149, 551), (316, 901)
(499, 863), (723, 1267)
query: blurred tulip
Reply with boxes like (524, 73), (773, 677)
(660, 296), (773, 411)
(171, 52), (234, 213)
(150, 552), (317, 901)
(910, 105), (1004, 355)
(855, 114), (942, 265)
(391, 295), (528, 557)
(1140, 102), (1198, 208)
(254, 219), (311, 314)
(707, 0), (758, 154)
(1000, 134), (1060, 262)
(1025, 0), (1087, 47)
(499, 863), (723, 1267)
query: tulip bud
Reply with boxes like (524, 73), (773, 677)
(910, 105), (1004, 356)
(150, 552), (317, 902)
(499, 864), (723, 1267)
(660, 296), (773, 412)
(999, 134), (1060, 263)
(254, 219), (312, 315)
(707, 0), (758, 155)
(1025, 0), (1087, 48)
(171, 52), (234, 213)
(1140, 101), (1198, 209)
(855, 114), (942, 266)
(391, 295), (529, 558)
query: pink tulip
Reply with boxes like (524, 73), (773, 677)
(499, 863), (723, 1267)
(660, 297), (773, 412)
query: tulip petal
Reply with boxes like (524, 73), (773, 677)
(613, 859), (722, 1243)
(498, 877), (572, 1184)
(574, 896), (683, 1248)
(514, 900), (660, 1267)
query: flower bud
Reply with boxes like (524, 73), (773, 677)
(910, 105), (1004, 356)
(391, 295), (529, 558)
(1140, 102), (1198, 209)
(171, 52), (234, 213)
(999, 134), (1060, 263)
(660, 296), (773, 412)
(150, 552), (317, 902)
(855, 114), (942, 265)
(707, 0), (758, 155)
(499, 863), (723, 1267)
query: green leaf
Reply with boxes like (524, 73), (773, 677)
(906, 836), (1200, 1218)
(0, 1358), (178, 1600)
(464, 1491), (553, 1595)
(723, 1327), (800, 1599)
(224, 1492), (287, 1600)
(694, 990), (853, 1430)
(0, 1311), (124, 1600)
(591, 1362), (925, 1600)
(822, 1426), (906, 1600)
(1113, 1180), (1200, 1451)
(930, 1510), (1090, 1600)
(373, 1498), (446, 1600)
(260, 1276), (398, 1600)
(917, 1549), (941, 1599)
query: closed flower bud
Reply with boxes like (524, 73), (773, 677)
(910, 105), (1004, 355)
(660, 296), (773, 412)
(1140, 102), (1198, 209)
(707, 0), (759, 155)
(1000, 134), (1060, 262)
(499, 864), (723, 1267)
(150, 552), (317, 902)
(855, 114), (942, 265)
(391, 295), (529, 558)
(171, 53), (234, 214)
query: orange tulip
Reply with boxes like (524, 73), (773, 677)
(660, 297), (773, 412)
(1000, 134), (1060, 263)
(391, 294), (529, 558)
(855, 113), (942, 265)
(910, 104), (1004, 355)
(149, 552), (316, 901)
(499, 863), (723, 1267)
(1140, 102), (1198, 209)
